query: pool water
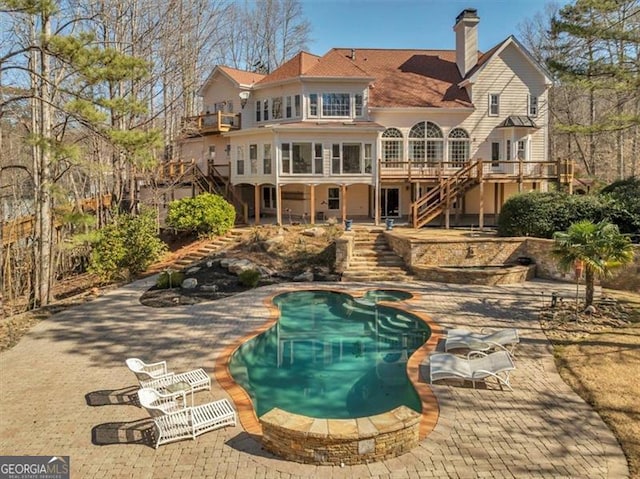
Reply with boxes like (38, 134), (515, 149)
(229, 290), (430, 419)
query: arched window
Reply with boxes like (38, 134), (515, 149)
(409, 121), (443, 166)
(448, 128), (470, 167)
(408, 122), (425, 166)
(382, 128), (403, 166)
(425, 122), (443, 165)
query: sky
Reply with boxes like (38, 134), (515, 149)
(301, 0), (569, 55)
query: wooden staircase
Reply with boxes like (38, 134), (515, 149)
(410, 160), (483, 228)
(341, 227), (413, 282)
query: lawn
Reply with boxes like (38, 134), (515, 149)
(542, 291), (640, 478)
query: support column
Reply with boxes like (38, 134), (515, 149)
(374, 159), (381, 226)
(254, 184), (260, 225)
(341, 185), (348, 223)
(478, 180), (485, 229)
(310, 185), (316, 225)
(493, 183), (499, 224)
(444, 181), (450, 229)
(276, 184), (283, 225)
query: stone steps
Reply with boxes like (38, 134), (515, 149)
(342, 228), (412, 282)
(169, 231), (246, 269)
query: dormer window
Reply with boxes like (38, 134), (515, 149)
(355, 94), (363, 117)
(309, 94), (318, 117)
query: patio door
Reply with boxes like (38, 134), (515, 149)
(381, 188), (400, 217)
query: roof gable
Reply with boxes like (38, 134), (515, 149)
(198, 65), (265, 95)
(463, 36), (552, 85)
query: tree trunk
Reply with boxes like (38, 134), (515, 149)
(585, 268), (595, 307)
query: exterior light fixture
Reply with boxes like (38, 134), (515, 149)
(239, 91), (251, 108)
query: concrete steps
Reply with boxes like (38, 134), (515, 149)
(342, 228), (413, 282)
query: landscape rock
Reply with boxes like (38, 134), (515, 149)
(200, 284), (218, 292)
(302, 227), (326, 237)
(293, 270), (314, 282)
(181, 278), (198, 289)
(219, 258), (232, 268)
(228, 258), (258, 275)
(186, 266), (201, 274)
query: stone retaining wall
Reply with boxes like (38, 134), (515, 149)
(413, 264), (535, 285)
(260, 406), (421, 465)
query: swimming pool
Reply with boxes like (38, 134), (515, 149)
(229, 290), (431, 419)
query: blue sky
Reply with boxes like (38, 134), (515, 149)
(301, 0), (567, 54)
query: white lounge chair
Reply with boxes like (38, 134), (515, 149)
(444, 328), (519, 355)
(428, 350), (516, 390)
(151, 399), (237, 448)
(138, 387), (187, 416)
(126, 358), (211, 401)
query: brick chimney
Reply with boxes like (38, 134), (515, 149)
(454, 8), (480, 77)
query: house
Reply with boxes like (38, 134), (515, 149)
(176, 8), (570, 228)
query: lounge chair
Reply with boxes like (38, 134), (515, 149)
(428, 350), (516, 390)
(126, 358), (211, 400)
(138, 387), (187, 416)
(444, 328), (519, 355)
(151, 399), (237, 448)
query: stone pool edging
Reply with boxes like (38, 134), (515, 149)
(260, 406), (421, 465)
(213, 285), (443, 463)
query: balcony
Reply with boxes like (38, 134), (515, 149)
(181, 111), (241, 136)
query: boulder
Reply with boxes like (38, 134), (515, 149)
(301, 227), (326, 237)
(228, 258), (257, 275)
(293, 270), (314, 282)
(200, 284), (218, 292)
(181, 278), (198, 289)
(220, 258), (232, 269)
(186, 266), (201, 274)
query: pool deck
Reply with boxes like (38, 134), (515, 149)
(0, 277), (629, 478)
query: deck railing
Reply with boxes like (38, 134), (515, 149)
(181, 111), (241, 134)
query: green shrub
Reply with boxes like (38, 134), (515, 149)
(238, 269), (260, 288)
(166, 193), (236, 235)
(599, 177), (640, 235)
(156, 270), (185, 289)
(89, 209), (167, 280)
(498, 192), (610, 238)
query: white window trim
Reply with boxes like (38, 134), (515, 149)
(489, 93), (500, 117)
(280, 142), (324, 175)
(528, 94), (538, 117)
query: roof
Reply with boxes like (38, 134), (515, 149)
(256, 52), (321, 86)
(217, 66), (265, 86)
(497, 115), (538, 128)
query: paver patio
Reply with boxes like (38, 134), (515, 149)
(0, 277), (629, 478)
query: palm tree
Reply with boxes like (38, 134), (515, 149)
(552, 220), (635, 307)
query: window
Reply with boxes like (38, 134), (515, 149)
(294, 95), (301, 117)
(506, 139), (512, 161)
(331, 144), (341, 174)
(255, 100), (261, 122)
(331, 143), (364, 174)
(263, 186), (276, 209)
(285, 96), (292, 118)
(322, 93), (350, 116)
(249, 144), (258, 174)
(491, 142), (500, 167)
(448, 128), (470, 167)
(314, 144), (323, 174)
(528, 95), (538, 117)
(364, 144), (372, 173)
(263, 144), (272, 174)
(281, 143), (322, 174)
(489, 94), (499, 116)
(214, 101), (225, 113)
(425, 122), (444, 165)
(208, 145), (216, 160)
(328, 187), (340, 210)
(236, 146), (245, 175)
(343, 144), (361, 173)
(281, 143), (290, 173)
(272, 97), (282, 120)
(309, 94), (318, 117)
(226, 100), (233, 113)
(355, 93), (363, 117)
(409, 122), (443, 167)
(517, 140), (527, 160)
(263, 99), (269, 121)
(382, 128), (403, 166)
(292, 143), (312, 173)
